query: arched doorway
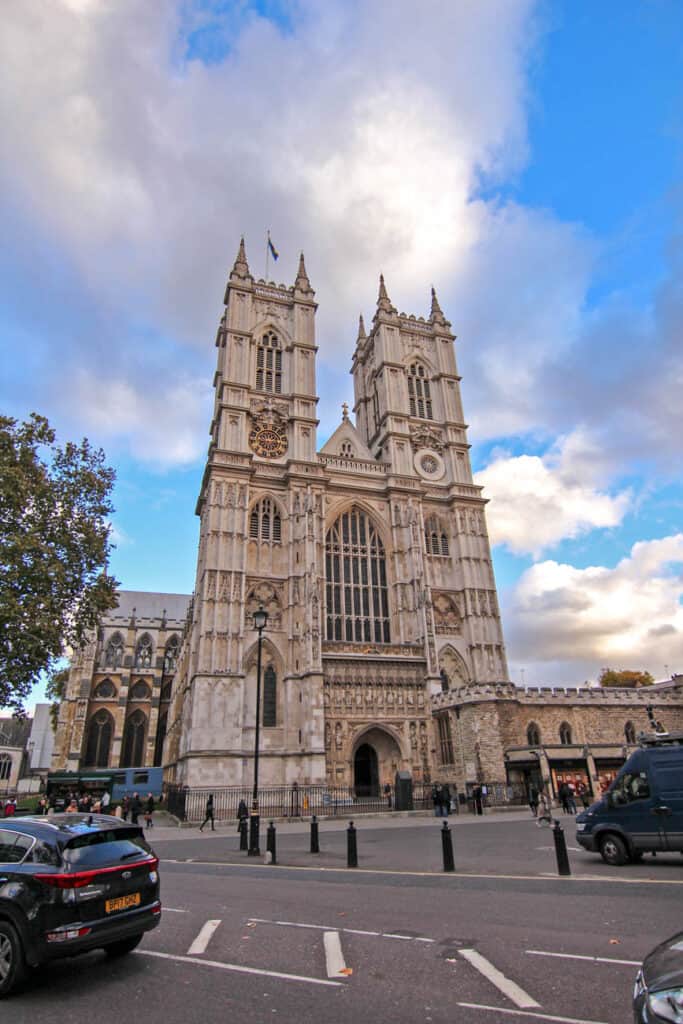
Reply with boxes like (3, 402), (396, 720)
(354, 743), (379, 797)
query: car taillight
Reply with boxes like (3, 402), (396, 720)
(35, 857), (159, 889)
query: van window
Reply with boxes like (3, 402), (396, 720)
(611, 771), (650, 805)
(655, 765), (683, 798)
(133, 772), (149, 784)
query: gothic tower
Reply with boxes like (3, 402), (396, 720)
(350, 276), (509, 690)
(164, 242), (327, 786)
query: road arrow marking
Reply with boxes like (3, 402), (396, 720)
(458, 949), (540, 1009)
(187, 919), (221, 955)
(324, 931), (349, 978)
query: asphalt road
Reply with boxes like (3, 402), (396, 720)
(5, 814), (682, 1024)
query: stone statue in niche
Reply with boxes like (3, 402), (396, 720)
(409, 721), (418, 750)
(335, 722), (343, 750)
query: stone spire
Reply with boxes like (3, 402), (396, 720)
(377, 274), (396, 314)
(357, 314), (367, 341)
(294, 252), (314, 295)
(229, 237), (252, 283)
(430, 286), (447, 324)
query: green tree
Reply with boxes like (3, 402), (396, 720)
(0, 413), (118, 712)
(45, 665), (70, 731)
(598, 668), (655, 688)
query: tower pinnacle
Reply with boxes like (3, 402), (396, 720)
(376, 274), (397, 316)
(230, 237), (252, 282)
(430, 286), (447, 325)
(294, 252), (314, 295)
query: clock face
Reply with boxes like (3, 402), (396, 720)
(249, 423), (288, 459)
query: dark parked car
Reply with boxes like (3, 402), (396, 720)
(633, 930), (683, 1022)
(0, 814), (161, 998)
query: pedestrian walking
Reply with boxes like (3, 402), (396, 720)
(383, 782), (392, 809)
(200, 793), (215, 832)
(432, 782), (443, 817)
(144, 793), (155, 828)
(528, 784), (539, 817)
(566, 783), (577, 815)
(121, 794), (130, 821)
(473, 785), (484, 816)
(577, 782), (591, 810)
(130, 792), (142, 825)
(442, 783), (451, 818)
(558, 783), (571, 815)
(237, 798), (248, 832)
(101, 790), (111, 813)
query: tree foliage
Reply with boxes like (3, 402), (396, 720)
(0, 414), (118, 712)
(598, 668), (655, 689)
(46, 665), (70, 731)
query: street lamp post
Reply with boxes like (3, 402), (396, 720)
(248, 606), (268, 856)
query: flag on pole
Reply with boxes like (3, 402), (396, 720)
(267, 235), (279, 261)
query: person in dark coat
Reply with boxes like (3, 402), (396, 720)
(200, 793), (215, 832)
(130, 792), (142, 825)
(144, 793), (155, 828)
(558, 783), (571, 815)
(441, 783), (451, 817)
(528, 784), (539, 817)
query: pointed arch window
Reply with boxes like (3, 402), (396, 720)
(0, 754), (12, 781)
(437, 714), (454, 765)
(163, 635), (180, 673)
(340, 441), (354, 458)
(121, 710), (147, 768)
(256, 331), (282, 393)
(559, 722), (572, 745)
(526, 722), (540, 746)
(84, 710), (113, 768)
(134, 634), (154, 668)
(325, 506), (390, 644)
(425, 515), (449, 556)
(249, 497), (282, 542)
(93, 678), (115, 700)
(263, 666), (277, 727)
(407, 363), (433, 420)
(104, 633), (124, 669)
(624, 721), (636, 744)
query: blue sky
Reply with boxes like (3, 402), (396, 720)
(1, 0), (682, 705)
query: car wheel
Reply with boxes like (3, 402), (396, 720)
(599, 833), (628, 866)
(0, 920), (26, 998)
(104, 934), (143, 958)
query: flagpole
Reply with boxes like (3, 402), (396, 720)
(266, 230), (270, 280)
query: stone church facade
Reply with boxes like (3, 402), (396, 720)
(52, 242), (683, 800)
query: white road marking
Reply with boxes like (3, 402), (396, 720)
(137, 949), (342, 987)
(526, 949), (640, 967)
(187, 919), (221, 955)
(249, 917), (434, 944)
(458, 949), (541, 1009)
(323, 931), (348, 978)
(162, 907), (187, 913)
(457, 1003), (608, 1024)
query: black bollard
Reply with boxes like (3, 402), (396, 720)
(441, 820), (455, 872)
(552, 819), (571, 876)
(347, 820), (358, 868)
(239, 817), (248, 851)
(266, 821), (277, 865)
(310, 814), (320, 854)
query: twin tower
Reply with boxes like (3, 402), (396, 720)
(162, 240), (509, 792)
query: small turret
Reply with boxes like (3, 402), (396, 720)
(357, 314), (367, 342)
(225, 237), (252, 301)
(294, 252), (314, 296)
(376, 274), (397, 316)
(429, 286), (451, 330)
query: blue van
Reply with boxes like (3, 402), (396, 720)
(576, 733), (683, 865)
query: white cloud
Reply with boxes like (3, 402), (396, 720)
(475, 430), (630, 556)
(505, 534), (683, 683)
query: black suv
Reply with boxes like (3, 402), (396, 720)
(0, 814), (161, 998)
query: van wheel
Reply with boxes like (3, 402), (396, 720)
(0, 921), (26, 998)
(599, 833), (628, 866)
(104, 934), (143, 957)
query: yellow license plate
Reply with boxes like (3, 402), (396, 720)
(105, 892), (141, 913)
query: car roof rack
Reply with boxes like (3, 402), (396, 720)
(638, 731), (683, 747)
